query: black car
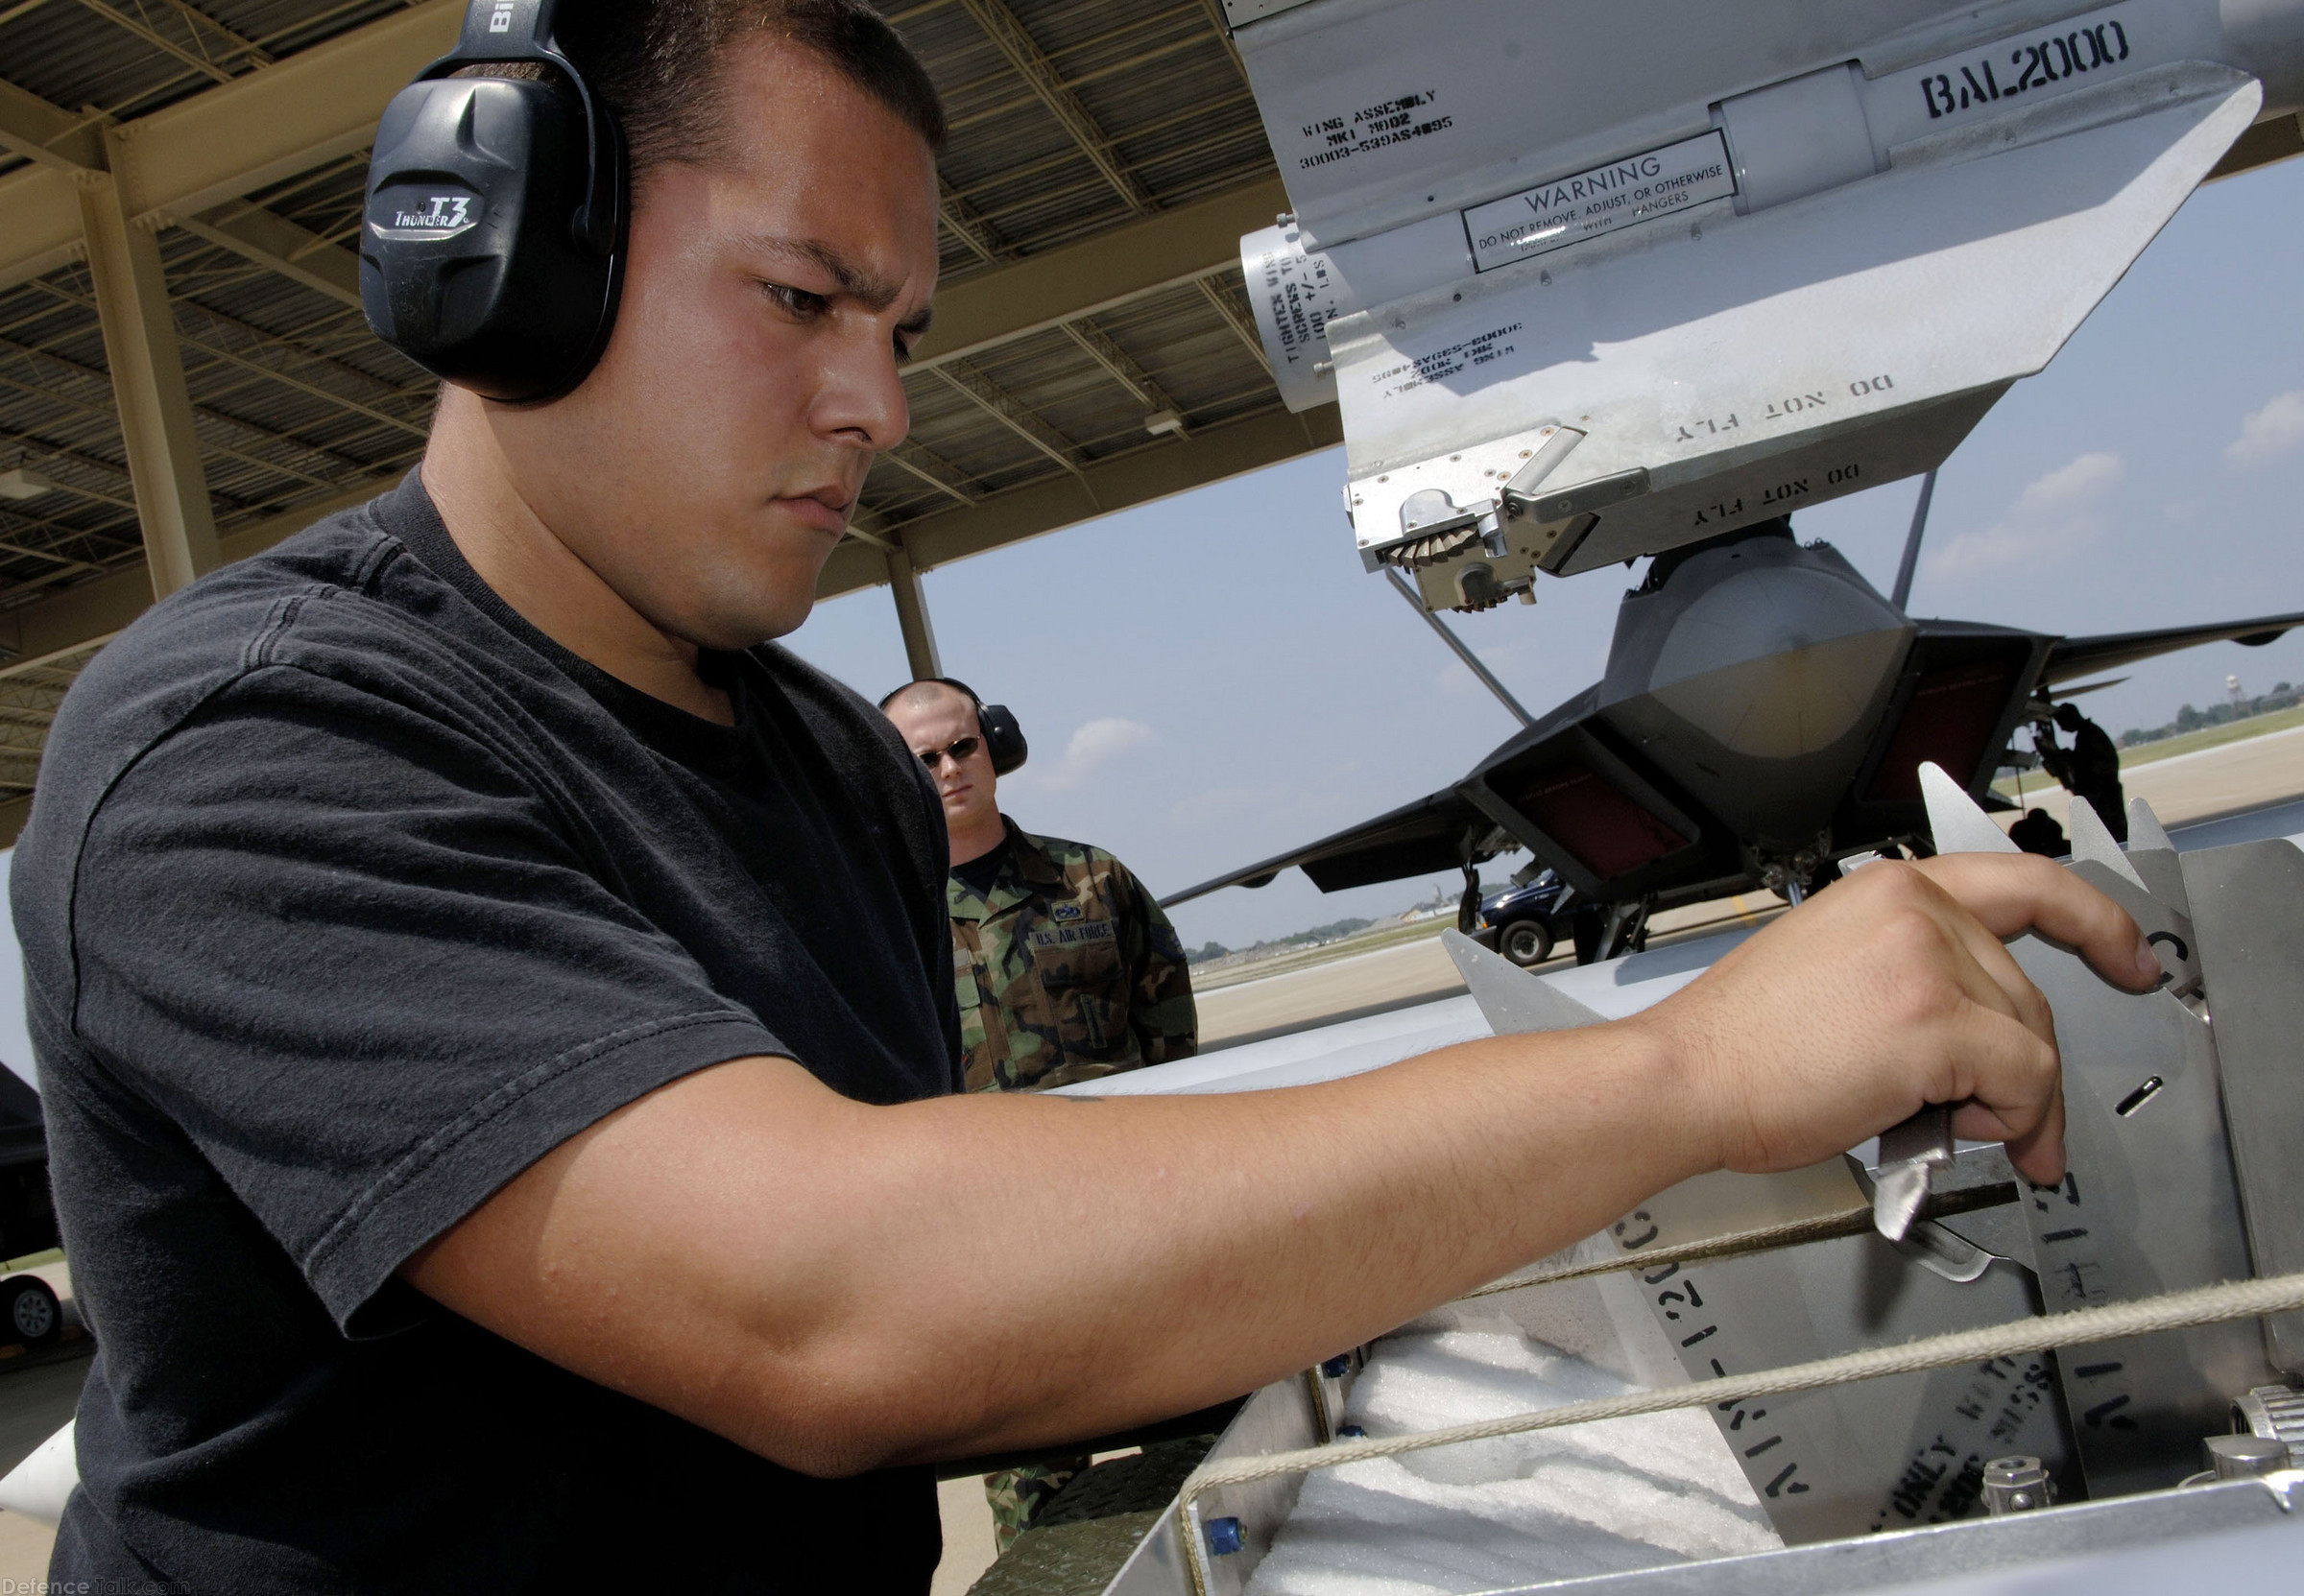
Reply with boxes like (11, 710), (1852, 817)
(1471, 869), (1575, 967)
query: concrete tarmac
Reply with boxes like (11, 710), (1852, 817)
(2004, 722), (2304, 834)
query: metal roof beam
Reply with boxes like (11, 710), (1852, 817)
(1, 314), (384, 490)
(68, 0), (237, 84)
(1063, 320), (1185, 427)
(944, 86), (1260, 204)
(0, 430), (135, 508)
(14, 277), (421, 454)
(173, 202), (363, 309)
(21, 271), (427, 457)
(940, 4), (1231, 136)
(0, 74), (371, 315)
(881, 440), (980, 508)
(0, 79), (106, 172)
(937, 179), (1006, 267)
(957, 0), (1150, 213)
(930, 361), (1087, 476)
(70, 0), (276, 83)
(910, 175), (1284, 370)
(883, 537), (942, 679)
(0, 470), (394, 659)
(77, 140), (218, 599)
(1194, 0), (1250, 81)
(1198, 276), (1267, 371)
(0, 0), (462, 290)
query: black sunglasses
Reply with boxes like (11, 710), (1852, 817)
(917, 734), (983, 770)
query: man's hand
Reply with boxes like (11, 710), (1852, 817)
(1635, 853), (2164, 1186)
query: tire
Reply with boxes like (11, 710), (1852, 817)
(2, 1275), (59, 1348)
(1499, 918), (1554, 967)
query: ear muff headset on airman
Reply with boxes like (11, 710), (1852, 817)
(934, 679), (1029, 776)
(360, 0), (627, 404)
(879, 679), (1029, 775)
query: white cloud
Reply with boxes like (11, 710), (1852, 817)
(2226, 391), (2304, 466)
(1926, 452), (2125, 581)
(1029, 717), (1154, 791)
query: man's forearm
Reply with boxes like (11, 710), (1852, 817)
(408, 1018), (1704, 1478)
(832, 1017), (1701, 1468)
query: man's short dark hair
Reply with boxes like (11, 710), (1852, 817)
(877, 679), (972, 715)
(555, 0), (946, 173)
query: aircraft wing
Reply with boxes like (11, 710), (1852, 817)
(2041, 610), (2304, 685)
(1159, 786), (1507, 909)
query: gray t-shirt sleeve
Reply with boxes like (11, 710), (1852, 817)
(61, 664), (785, 1331)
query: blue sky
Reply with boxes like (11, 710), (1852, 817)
(786, 155), (2304, 951)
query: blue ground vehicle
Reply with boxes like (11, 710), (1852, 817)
(1470, 869), (1574, 967)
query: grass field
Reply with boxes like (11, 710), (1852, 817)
(2115, 703), (2304, 767)
(1189, 914), (1452, 991)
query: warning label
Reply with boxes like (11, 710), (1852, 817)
(1463, 131), (1737, 273)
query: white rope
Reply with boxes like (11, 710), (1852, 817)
(1181, 1270), (2304, 1519)
(1453, 1205), (1877, 1301)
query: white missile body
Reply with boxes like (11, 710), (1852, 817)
(1226, 0), (2304, 609)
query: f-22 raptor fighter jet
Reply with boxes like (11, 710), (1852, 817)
(1164, 514), (2304, 963)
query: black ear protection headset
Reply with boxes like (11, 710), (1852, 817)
(942, 679), (1029, 776)
(360, 0), (627, 403)
(881, 679), (1029, 776)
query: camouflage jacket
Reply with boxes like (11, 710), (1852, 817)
(948, 820), (1197, 1092)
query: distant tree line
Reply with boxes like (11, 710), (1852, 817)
(2121, 681), (2298, 748)
(1187, 915), (1379, 965)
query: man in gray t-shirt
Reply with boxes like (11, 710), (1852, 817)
(12, 3), (2162, 1590)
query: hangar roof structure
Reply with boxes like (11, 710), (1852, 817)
(0, 0), (1340, 841)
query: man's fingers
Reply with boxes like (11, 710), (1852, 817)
(1923, 887), (2059, 1049)
(1912, 852), (2160, 992)
(1939, 1003), (2068, 1186)
(1950, 1079), (2066, 1185)
(1865, 871), (2067, 1181)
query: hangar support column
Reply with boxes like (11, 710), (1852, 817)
(883, 536), (943, 681)
(78, 128), (220, 602)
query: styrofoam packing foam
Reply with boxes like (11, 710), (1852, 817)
(1244, 1329), (1780, 1595)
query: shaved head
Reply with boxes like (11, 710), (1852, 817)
(881, 679), (1003, 864)
(881, 679), (973, 719)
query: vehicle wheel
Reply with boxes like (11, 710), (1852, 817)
(2, 1275), (59, 1347)
(1500, 918), (1554, 967)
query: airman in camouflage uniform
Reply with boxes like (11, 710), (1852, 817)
(956, 822), (1196, 1545)
(950, 822), (1197, 1093)
(880, 679), (1198, 1551)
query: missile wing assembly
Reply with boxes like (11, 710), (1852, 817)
(1225, 0), (2304, 612)
(1034, 784), (2304, 1596)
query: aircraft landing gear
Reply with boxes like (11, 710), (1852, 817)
(1572, 899), (1651, 965)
